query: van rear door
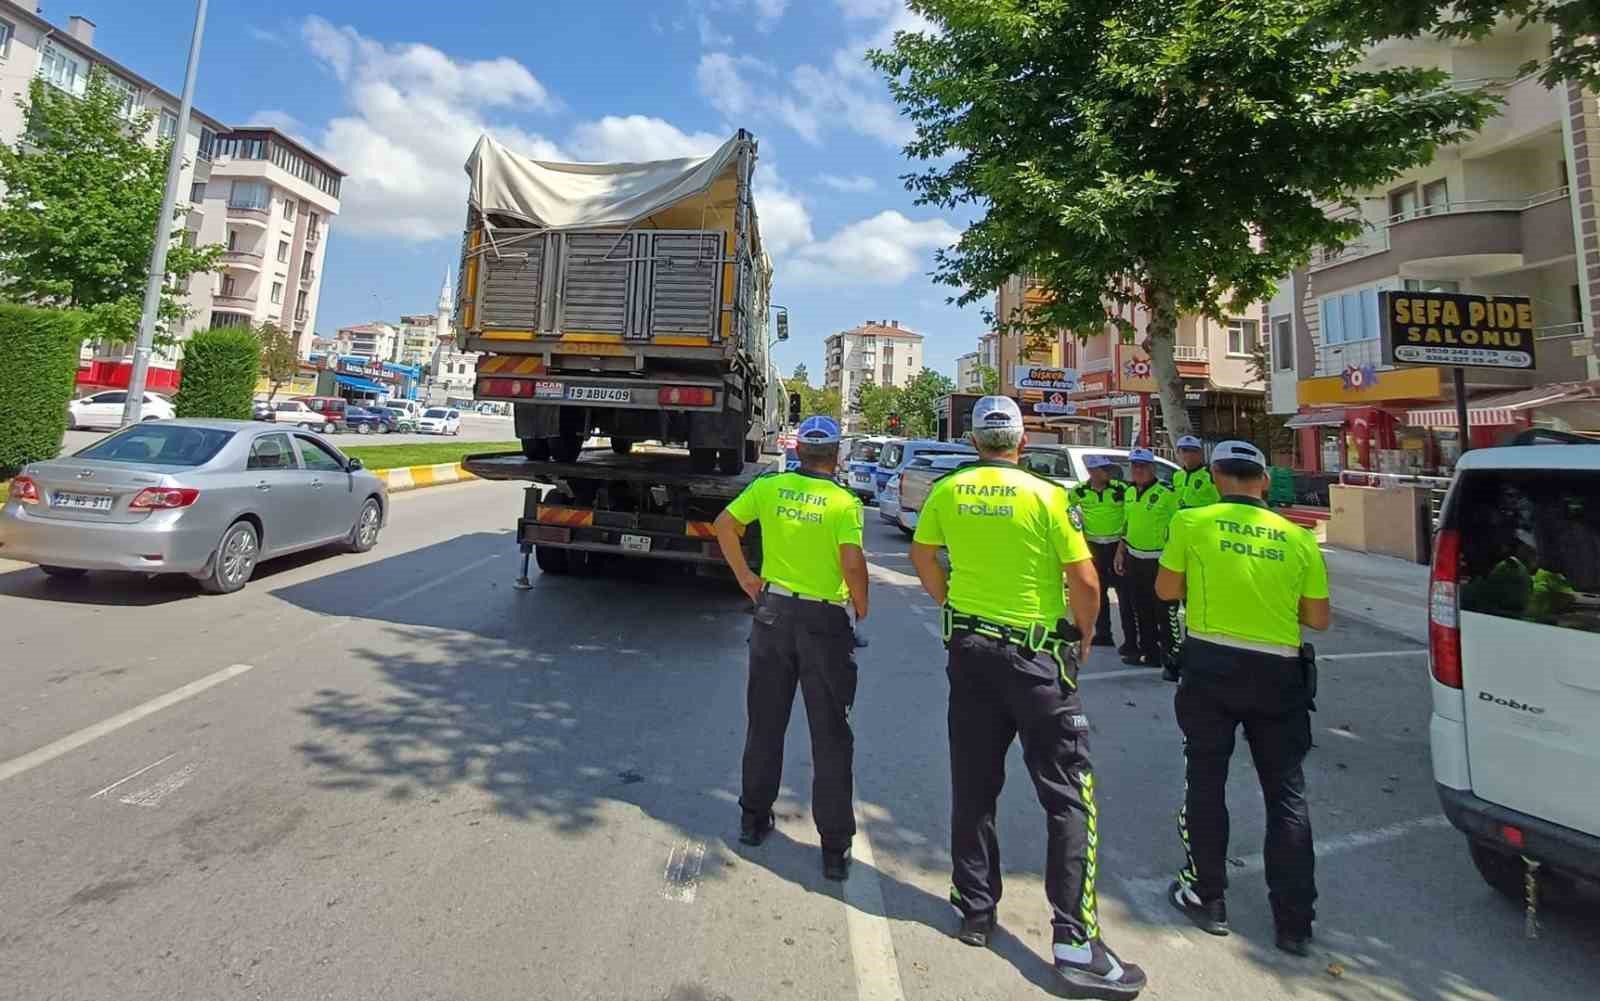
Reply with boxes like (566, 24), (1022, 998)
(1451, 462), (1600, 837)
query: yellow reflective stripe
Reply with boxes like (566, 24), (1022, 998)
(1080, 771), (1100, 940)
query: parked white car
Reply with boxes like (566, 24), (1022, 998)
(67, 391), (174, 430)
(1019, 444), (1181, 488)
(417, 407), (462, 436)
(384, 399), (423, 420)
(1429, 442), (1600, 904)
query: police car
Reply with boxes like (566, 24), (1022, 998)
(1429, 443), (1600, 904)
(845, 436), (892, 502)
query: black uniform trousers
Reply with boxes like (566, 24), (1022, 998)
(946, 629), (1101, 945)
(1176, 638), (1317, 932)
(1122, 555), (1180, 664)
(1087, 540), (1137, 649)
(740, 591), (858, 852)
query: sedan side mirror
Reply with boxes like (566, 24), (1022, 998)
(347, 457), (364, 472)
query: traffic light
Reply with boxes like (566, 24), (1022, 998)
(787, 391), (802, 424)
(887, 412), (902, 433)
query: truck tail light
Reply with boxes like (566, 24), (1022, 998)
(129, 487), (200, 510)
(659, 387), (715, 406)
(9, 476), (40, 505)
(1428, 528), (1462, 689)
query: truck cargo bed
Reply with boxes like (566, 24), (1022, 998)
(463, 448), (774, 499)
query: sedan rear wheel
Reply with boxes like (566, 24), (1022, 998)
(347, 498), (382, 553)
(200, 520), (258, 594)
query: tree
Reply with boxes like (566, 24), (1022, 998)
(900, 367), (956, 438)
(858, 383), (904, 434)
(175, 327), (260, 420)
(871, 1), (1493, 447)
(0, 72), (223, 345)
(975, 363), (1000, 396)
(258, 323), (299, 401)
(811, 387), (843, 421)
(0, 304), (85, 478)
(791, 362), (810, 386)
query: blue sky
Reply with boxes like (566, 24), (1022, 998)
(67, 0), (990, 381)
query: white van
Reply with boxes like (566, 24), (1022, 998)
(1429, 443), (1600, 901)
(384, 399), (423, 420)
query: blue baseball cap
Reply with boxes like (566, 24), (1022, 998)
(796, 415), (841, 445)
(1176, 435), (1203, 450)
(1128, 447), (1156, 464)
(1084, 454), (1113, 470)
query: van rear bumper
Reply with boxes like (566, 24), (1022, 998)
(1437, 784), (1600, 882)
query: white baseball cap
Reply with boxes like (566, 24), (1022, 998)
(1210, 439), (1267, 469)
(1176, 434), (1203, 450)
(972, 395), (1024, 430)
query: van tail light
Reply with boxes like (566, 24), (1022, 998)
(659, 386), (716, 406)
(1429, 527), (1462, 689)
(129, 487), (200, 510)
(9, 476), (40, 505)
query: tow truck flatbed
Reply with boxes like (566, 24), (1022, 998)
(463, 448), (775, 498)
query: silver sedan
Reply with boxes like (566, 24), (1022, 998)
(0, 419), (387, 593)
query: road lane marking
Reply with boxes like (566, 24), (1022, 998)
(0, 664), (254, 786)
(867, 564), (921, 588)
(844, 823), (907, 1001)
(367, 555), (502, 615)
(1318, 650), (1426, 661)
(118, 761), (198, 807)
(89, 752), (178, 799)
(661, 840), (706, 902)
(1079, 667), (1167, 683)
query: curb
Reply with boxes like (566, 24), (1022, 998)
(375, 462), (478, 493)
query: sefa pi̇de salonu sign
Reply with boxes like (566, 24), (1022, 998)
(1380, 291), (1536, 371)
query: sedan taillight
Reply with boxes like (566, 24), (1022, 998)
(9, 476), (40, 505)
(129, 487), (200, 510)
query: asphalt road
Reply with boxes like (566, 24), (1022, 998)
(1, 480), (1595, 1001)
(59, 412), (517, 455)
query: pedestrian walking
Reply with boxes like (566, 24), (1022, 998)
(909, 396), (1146, 1000)
(712, 415), (869, 881)
(1155, 440), (1330, 956)
(1171, 435), (1222, 509)
(1070, 455), (1134, 654)
(1114, 449), (1179, 674)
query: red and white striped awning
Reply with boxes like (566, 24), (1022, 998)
(1406, 406), (1515, 428)
(1406, 383), (1595, 428)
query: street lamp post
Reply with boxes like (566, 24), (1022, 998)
(122, 0), (208, 426)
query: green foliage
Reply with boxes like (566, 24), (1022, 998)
(871, 0), (1496, 445)
(0, 72), (222, 345)
(899, 367), (957, 438)
(0, 304), (86, 478)
(857, 383), (903, 434)
(975, 363), (1000, 396)
(257, 323), (300, 399)
(810, 387), (842, 421)
(790, 362), (809, 385)
(175, 327), (261, 420)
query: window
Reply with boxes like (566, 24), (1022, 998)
(882, 364), (892, 384)
(1319, 289), (1383, 345)
(1573, 285), (1584, 324)
(247, 433), (296, 471)
(1021, 449), (1076, 478)
(91, 391), (128, 405)
(1454, 469), (1600, 633)
(39, 42), (88, 96)
(209, 311), (249, 328)
(1272, 315), (1294, 371)
(1226, 318), (1259, 356)
(283, 199), (297, 221)
(228, 180), (270, 211)
(307, 211), (321, 238)
(0, 18), (12, 58)
(293, 435), (346, 472)
(221, 275), (237, 296)
(277, 240), (290, 264)
(158, 109), (178, 141)
(226, 230), (238, 251)
(301, 253), (314, 280)
(106, 75), (141, 119)
(1388, 184), (1418, 221)
(1403, 279), (1461, 294)
(75, 425), (233, 466)
(197, 126), (215, 161)
(1421, 179), (1449, 215)
(189, 181), (206, 203)
(271, 282), (284, 305)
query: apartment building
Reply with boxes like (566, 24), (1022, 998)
(397, 314), (440, 368)
(338, 323), (397, 362)
(822, 319), (926, 432)
(955, 351), (981, 391)
(195, 128), (343, 357)
(1270, 20), (1600, 475)
(994, 274), (1267, 446)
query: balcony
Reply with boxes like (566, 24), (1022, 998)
(1314, 338), (1385, 378)
(299, 270), (317, 287)
(222, 250), (264, 271)
(228, 204), (272, 227)
(304, 229), (322, 248)
(213, 292), (254, 312)
(1173, 344), (1209, 362)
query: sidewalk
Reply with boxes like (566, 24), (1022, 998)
(1322, 545), (1430, 645)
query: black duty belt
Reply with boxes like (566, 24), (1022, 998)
(941, 607), (1077, 687)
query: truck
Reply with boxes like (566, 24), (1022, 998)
(456, 130), (776, 475)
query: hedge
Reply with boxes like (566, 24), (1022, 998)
(0, 303), (86, 479)
(175, 327), (260, 420)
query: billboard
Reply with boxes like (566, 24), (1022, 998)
(1116, 343), (1157, 393)
(1012, 365), (1080, 391)
(1380, 291), (1536, 371)
(1033, 392), (1076, 415)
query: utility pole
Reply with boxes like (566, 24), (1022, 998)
(123, 0), (208, 426)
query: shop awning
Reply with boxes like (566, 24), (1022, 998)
(1284, 407), (1347, 429)
(334, 374), (385, 394)
(1405, 383), (1596, 428)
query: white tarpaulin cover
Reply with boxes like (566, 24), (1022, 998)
(465, 133), (744, 231)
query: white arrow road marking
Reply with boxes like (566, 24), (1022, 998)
(118, 761), (199, 807)
(89, 752), (178, 799)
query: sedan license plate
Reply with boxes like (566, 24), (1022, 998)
(51, 492), (113, 512)
(568, 386), (632, 403)
(620, 533), (652, 553)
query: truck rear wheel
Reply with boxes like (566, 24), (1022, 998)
(551, 434), (583, 463)
(717, 448), (743, 475)
(521, 437), (551, 461)
(611, 437), (634, 455)
(690, 448), (717, 474)
(534, 545), (569, 575)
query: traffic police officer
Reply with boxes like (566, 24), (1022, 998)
(1171, 435), (1222, 509)
(1070, 455), (1134, 653)
(1114, 449), (1180, 671)
(1155, 440), (1330, 956)
(909, 396), (1146, 1000)
(713, 415), (869, 881)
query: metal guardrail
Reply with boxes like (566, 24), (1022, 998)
(1312, 186), (1571, 270)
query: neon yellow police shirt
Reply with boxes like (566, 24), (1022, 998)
(1158, 499), (1330, 649)
(1123, 481), (1180, 553)
(1173, 466), (1223, 509)
(725, 470), (864, 602)
(1070, 480), (1128, 541)
(913, 462), (1092, 630)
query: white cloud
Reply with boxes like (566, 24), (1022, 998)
(697, 14), (733, 48)
(696, 53), (776, 119)
(751, 0), (790, 27)
(567, 115), (726, 162)
(788, 211), (958, 286)
(248, 25), (284, 45)
(294, 17), (563, 242)
(754, 179), (813, 256)
(245, 109), (306, 136)
(817, 173), (877, 193)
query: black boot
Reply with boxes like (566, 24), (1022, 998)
(1275, 925), (1313, 957)
(1168, 880), (1229, 936)
(955, 911), (997, 947)
(822, 847), (850, 881)
(738, 810), (774, 846)
(1053, 938), (1147, 1000)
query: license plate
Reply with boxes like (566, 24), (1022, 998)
(568, 386), (632, 403)
(51, 492), (113, 512)
(534, 380), (564, 399)
(620, 533), (652, 553)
